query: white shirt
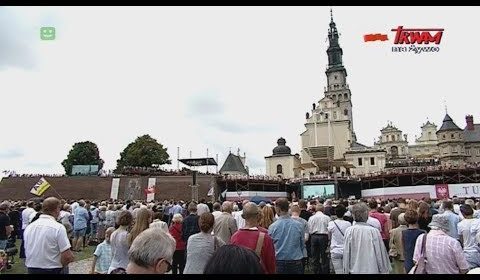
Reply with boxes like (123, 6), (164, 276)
(308, 211), (331, 235)
(327, 219), (351, 257)
(197, 203), (210, 216)
(24, 214), (71, 269)
(212, 211), (222, 219)
(28, 211), (38, 223)
(21, 207), (35, 230)
(233, 211), (245, 229)
(71, 202), (79, 213)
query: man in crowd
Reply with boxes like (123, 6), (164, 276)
(20, 201), (36, 259)
(268, 198), (304, 274)
(213, 201), (237, 244)
(182, 202), (200, 247)
(0, 203), (12, 251)
(230, 202), (276, 274)
(308, 203), (331, 274)
(233, 200), (250, 229)
(442, 200), (461, 240)
(126, 228), (176, 274)
(368, 199), (390, 250)
(343, 203), (390, 274)
(390, 198), (407, 229)
(211, 202), (222, 219)
(23, 197), (75, 274)
(72, 200), (90, 252)
(290, 204), (309, 270)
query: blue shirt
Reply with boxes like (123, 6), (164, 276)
(402, 228), (425, 272)
(74, 206), (89, 230)
(94, 240), (112, 273)
(268, 215), (305, 261)
(443, 211), (460, 239)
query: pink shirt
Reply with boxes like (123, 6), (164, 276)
(370, 211), (389, 240)
(413, 230), (469, 274)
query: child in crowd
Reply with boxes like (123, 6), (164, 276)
(90, 227), (115, 274)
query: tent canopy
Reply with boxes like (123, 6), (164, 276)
(250, 196), (272, 205)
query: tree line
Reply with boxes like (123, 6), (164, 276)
(61, 134), (171, 175)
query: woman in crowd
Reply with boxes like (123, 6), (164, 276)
(127, 208), (152, 246)
(184, 213), (225, 274)
(259, 206), (274, 229)
(412, 214), (469, 274)
(203, 245), (264, 274)
(402, 210), (425, 273)
(327, 204), (351, 274)
(104, 204), (116, 229)
(169, 213), (186, 274)
(108, 211), (133, 273)
(389, 213), (407, 274)
(97, 205), (107, 242)
(417, 201), (432, 233)
(457, 204), (480, 269)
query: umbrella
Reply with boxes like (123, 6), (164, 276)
(250, 196), (271, 205)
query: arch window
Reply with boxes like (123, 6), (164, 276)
(277, 164), (283, 174)
(344, 109), (348, 116)
(344, 93), (348, 100)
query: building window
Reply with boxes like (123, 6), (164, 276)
(370, 157), (375, 166)
(344, 93), (348, 100)
(477, 149), (480, 156)
(344, 109), (348, 116)
(276, 164), (283, 174)
(443, 134), (446, 139)
(334, 75), (338, 80)
(466, 149), (471, 155)
(333, 111), (337, 119)
(451, 134), (455, 139)
(338, 94), (343, 101)
(358, 158), (363, 166)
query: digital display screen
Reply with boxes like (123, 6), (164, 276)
(302, 184), (335, 199)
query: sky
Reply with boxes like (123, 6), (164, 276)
(1, 6), (479, 175)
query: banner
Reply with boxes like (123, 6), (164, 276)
(110, 178), (120, 200)
(146, 178), (156, 202)
(435, 184), (450, 199)
(207, 187), (214, 197)
(30, 177), (51, 196)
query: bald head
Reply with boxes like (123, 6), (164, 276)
(242, 203), (260, 219)
(42, 197), (61, 217)
(222, 201), (233, 213)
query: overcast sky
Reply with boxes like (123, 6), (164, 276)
(1, 6), (479, 175)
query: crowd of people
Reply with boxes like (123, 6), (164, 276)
(1, 195), (480, 274)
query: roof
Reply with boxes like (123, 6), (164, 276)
(272, 138), (292, 156)
(464, 124), (480, 142)
(438, 114), (462, 132)
(350, 141), (369, 150)
(219, 153), (248, 175)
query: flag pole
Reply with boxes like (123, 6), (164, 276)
(49, 184), (64, 200)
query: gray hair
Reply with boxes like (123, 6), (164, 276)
(172, 213), (183, 223)
(351, 203), (369, 223)
(222, 201), (233, 213)
(128, 228), (176, 268)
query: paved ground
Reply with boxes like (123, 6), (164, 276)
(70, 257), (94, 274)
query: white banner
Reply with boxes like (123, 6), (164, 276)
(110, 178), (120, 200)
(147, 178), (156, 202)
(448, 183), (480, 198)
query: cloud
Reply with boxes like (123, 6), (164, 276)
(187, 91), (272, 134)
(0, 149), (23, 159)
(26, 162), (55, 168)
(0, 8), (38, 70)
(188, 93), (225, 117)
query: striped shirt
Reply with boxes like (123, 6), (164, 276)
(94, 241), (112, 274)
(413, 230), (469, 274)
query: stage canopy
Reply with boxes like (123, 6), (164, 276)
(179, 157), (217, 167)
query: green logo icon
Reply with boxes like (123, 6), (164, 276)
(40, 27), (55, 40)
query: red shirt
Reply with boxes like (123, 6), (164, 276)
(230, 227), (276, 274)
(370, 211), (389, 240)
(169, 222), (186, 251)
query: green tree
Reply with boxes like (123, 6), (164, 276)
(116, 134), (171, 171)
(61, 141), (104, 175)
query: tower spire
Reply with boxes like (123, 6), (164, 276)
(330, 8), (333, 22)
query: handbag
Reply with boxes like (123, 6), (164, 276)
(409, 234), (428, 274)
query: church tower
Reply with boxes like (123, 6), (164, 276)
(300, 9), (356, 175)
(324, 9), (356, 142)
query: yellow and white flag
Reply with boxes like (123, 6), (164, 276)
(30, 177), (51, 196)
